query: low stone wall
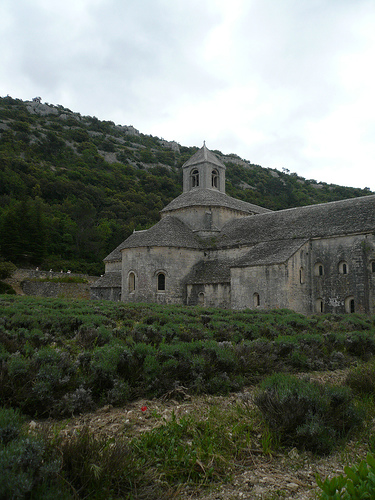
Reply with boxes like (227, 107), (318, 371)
(21, 281), (92, 300)
(3, 269), (99, 299)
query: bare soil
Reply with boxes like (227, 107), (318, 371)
(30, 369), (372, 500)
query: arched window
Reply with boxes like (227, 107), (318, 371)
(191, 169), (199, 188)
(198, 292), (205, 306)
(315, 298), (324, 313)
(157, 272), (166, 291)
(371, 261), (375, 273)
(314, 263), (324, 276)
(211, 169), (219, 188)
(128, 272), (136, 293)
(253, 293), (260, 308)
(339, 261), (348, 275)
(345, 296), (355, 313)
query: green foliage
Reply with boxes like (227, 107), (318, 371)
(1, 296), (375, 418)
(254, 373), (362, 454)
(0, 261), (17, 279)
(133, 410), (231, 484)
(0, 96), (372, 273)
(0, 281), (16, 294)
(56, 427), (148, 499)
(345, 359), (375, 395)
(0, 406), (25, 445)
(317, 453), (375, 499)
(0, 406), (67, 499)
(33, 276), (88, 283)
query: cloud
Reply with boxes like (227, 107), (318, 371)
(1, 0), (375, 189)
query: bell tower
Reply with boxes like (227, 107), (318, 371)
(182, 143), (226, 194)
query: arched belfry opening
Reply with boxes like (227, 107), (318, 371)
(191, 168), (199, 188)
(182, 143), (226, 193)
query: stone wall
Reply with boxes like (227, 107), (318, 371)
(311, 234), (375, 315)
(4, 269), (99, 300)
(21, 281), (92, 299)
(121, 246), (202, 304)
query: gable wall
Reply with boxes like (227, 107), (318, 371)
(121, 246), (202, 304)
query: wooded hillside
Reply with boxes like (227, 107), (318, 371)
(0, 96), (372, 275)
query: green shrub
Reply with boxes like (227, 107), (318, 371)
(345, 331), (375, 359)
(34, 276), (88, 283)
(345, 359), (375, 396)
(0, 261), (17, 279)
(317, 453), (375, 499)
(0, 406), (67, 499)
(57, 427), (154, 499)
(133, 410), (232, 484)
(254, 373), (362, 454)
(0, 281), (16, 294)
(56, 386), (94, 416)
(0, 407), (25, 445)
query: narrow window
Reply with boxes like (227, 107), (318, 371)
(299, 267), (305, 284)
(345, 296), (355, 313)
(212, 169), (219, 188)
(372, 261), (375, 273)
(191, 169), (199, 188)
(198, 292), (205, 305)
(128, 272), (135, 293)
(314, 263), (324, 276)
(157, 272), (166, 291)
(339, 261), (348, 274)
(315, 298), (324, 313)
(253, 292), (260, 307)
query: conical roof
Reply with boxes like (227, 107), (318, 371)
(182, 143), (225, 169)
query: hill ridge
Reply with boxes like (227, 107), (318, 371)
(0, 95), (372, 274)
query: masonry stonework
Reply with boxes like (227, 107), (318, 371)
(91, 145), (375, 314)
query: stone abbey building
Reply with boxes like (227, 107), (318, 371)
(91, 144), (375, 314)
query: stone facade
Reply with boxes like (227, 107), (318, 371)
(91, 145), (375, 314)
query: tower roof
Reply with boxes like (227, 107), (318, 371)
(182, 143), (225, 170)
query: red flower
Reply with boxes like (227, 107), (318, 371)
(141, 406), (147, 412)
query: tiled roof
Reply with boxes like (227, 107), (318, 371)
(91, 271), (122, 288)
(161, 188), (271, 215)
(103, 242), (123, 262)
(218, 195), (375, 248)
(232, 239), (307, 267)
(184, 259), (231, 284)
(182, 144), (225, 169)
(115, 215), (202, 250)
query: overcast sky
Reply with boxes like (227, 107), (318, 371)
(1, 0), (375, 190)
